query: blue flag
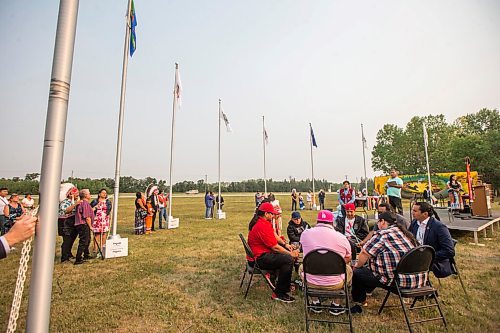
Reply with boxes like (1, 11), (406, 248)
(129, 0), (137, 56)
(310, 124), (318, 148)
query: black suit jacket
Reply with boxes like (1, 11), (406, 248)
(409, 217), (455, 277)
(334, 215), (369, 241)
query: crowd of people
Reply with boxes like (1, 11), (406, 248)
(246, 171), (456, 319)
(134, 186), (169, 234)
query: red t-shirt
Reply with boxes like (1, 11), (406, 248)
(248, 217), (278, 259)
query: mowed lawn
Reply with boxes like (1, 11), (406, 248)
(1, 193), (499, 332)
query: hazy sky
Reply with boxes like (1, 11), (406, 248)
(1, 1), (499, 184)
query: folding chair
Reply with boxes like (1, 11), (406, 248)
(238, 234), (275, 299)
(303, 249), (353, 333)
(378, 245), (447, 333)
(436, 239), (470, 305)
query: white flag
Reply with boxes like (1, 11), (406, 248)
(423, 123), (429, 148)
(264, 127), (269, 144)
(220, 109), (232, 132)
(174, 64), (182, 108)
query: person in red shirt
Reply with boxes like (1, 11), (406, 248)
(248, 202), (299, 303)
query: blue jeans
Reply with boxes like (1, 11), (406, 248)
(158, 207), (167, 227)
(205, 206), (212, 218)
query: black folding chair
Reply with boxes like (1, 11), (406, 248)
(303, 249), (353, 333)
(238, 234), (275, 299)
(378, 245), (447, 333)
(436, 239), (470, 305)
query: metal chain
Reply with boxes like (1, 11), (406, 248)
(6, 206), (38, 333)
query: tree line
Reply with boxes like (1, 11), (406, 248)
(371, 108), (499, 190)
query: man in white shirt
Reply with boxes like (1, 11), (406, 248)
(0, 188), (9, 235)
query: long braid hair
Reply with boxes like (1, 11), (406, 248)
(414, 201), (440, 221)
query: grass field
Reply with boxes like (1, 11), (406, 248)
(1, 193), (499, 332)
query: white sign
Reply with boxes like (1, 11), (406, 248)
(105, 238), (128, 259)
(168, 216), (179, 229)
(217, 210), (226, 219)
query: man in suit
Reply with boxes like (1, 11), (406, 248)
(0, 214), (36, 260)
(334, 203), (369, 260)
(409, 202), (455, 278)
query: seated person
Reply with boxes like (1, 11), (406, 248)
(300, 210), (352, 315)
(410, 202), (455, 278)
(286, 211), (311, 246)
(351, 212), (425, 313)
(359, 203), (409, 246)
(247, 202), (299, 303)
(334, 203), (369, 259)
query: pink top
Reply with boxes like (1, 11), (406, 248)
(300, 223), (352, 286)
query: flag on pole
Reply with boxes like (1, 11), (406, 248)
(220, 108), (232, 132)
(310, 123), (318, 148)
(174, 64), (182, 107)
(423, 122), (429, 148)
(263, 127), (269, 144)
(129, 0), (137, 57)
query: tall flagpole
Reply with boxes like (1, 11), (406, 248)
(423, 122), (433, 198)
(26, 1), (79, 331)
(218, 99), (222, 214)
(262, 116), (267, 194)
(110, 0), (133, 239)
(309, 123), (316, 207)
(168, 63), (179, 220)
(361, 123), (368, 195)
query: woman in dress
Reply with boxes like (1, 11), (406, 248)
(298, 192), (305, 210)
(134, 192), (147, 235)
(91, 189), (112, 257)
(447, 174), (463, 211)
(3, 193), (25, 233)
(21, 193), (35, 213)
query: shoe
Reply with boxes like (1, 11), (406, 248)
(350, 304), (363, 314)
(61, 259), (71, 264)
(205, 218), (212, 220)
(271, 293), (295, 303)
(74, 260), (85, 265)
(329, 302), (346, 316)
(310, 300), (323, 313)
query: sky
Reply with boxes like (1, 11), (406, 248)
(1, 1), (499, 184)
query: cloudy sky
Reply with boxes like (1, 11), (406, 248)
(1, 0), (499, 184)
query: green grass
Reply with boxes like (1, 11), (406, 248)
(1, 193), (499, 332)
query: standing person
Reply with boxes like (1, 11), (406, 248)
(74, 189), (93, 265)
(298, 193), (305, 210)
(145, 197), (154, 234)
(338, 181), (356, 217)
(247, 202), (299, 303)
(447, 174), (463, 211)
(21, 193), (35, 213)
(58, 185), (80, 263)
(386, 169), (404, 215)
(0, 188), (10, 235)
(158, 190), (167, 229)
(269, 194), (284, 238)
(134, 192), (146, 235)
(291, 189), (298, 211)
(148, 187), (159, 231)
(3, 194), (25, 234)
(255, 192), (262, 207)
(90, 189), (112, 258)
(318, 189), (326, 210)
(306, 191), (313, 210)
(204, 191), (215, 219)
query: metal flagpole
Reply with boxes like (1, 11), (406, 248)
(26, 1), (79, 331)
(110, 0), (133, 239)
(168, 64), (179, 220)
(309, 123), (315, 207)
(361, 123), (368, 195)
(263, 116), (267, 194)
(423, 122), (433, 198)
(218, 99), (222, 214)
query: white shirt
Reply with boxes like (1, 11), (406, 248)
(22, 198), (34, 209)
(306, 193), (312, 202)
(345, 217), (356, 238)
(416, 217), (430, 245)
(0, 196), (8, 216)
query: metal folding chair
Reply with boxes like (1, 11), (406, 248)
(238, 234), (275, 299)
(378, 246), (447, 333)
(303, 249), (354, 333)
(437, 239), (470, 305)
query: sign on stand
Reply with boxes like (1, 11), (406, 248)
(168, 216), (179, 229)
(217, 210), (226, 219)
(105, 238), (128, 259)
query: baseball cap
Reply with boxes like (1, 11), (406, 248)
(344, 203), (356, 211)
(291, 211), (301, 219)
(317, 210), (334, 223)
(258, 202), (279, 215)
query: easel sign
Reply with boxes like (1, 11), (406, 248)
(105, 238), (129, 259)
(168, 216), (180, 229)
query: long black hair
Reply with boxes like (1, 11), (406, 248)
(414, 201), (440, 221)
(380, 212), (418, 246)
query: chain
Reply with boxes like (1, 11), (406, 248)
(6, 206), (38, 333)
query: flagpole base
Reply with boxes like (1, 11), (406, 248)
(168, 216), (180, 229)
(217, 210), (226, 220)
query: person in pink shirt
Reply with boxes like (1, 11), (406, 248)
(300, 210), (352, 315)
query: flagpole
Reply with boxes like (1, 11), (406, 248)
(168, 63), (179, 220)
(309, 123), (316, 207)
(361, 123), (368, 195)
(423, 122), (433, 198)
(262, 116), (267, 194)
(110, 0), (132, 239)
(218, 99), (222, 214)
(26, 1), (79, 331)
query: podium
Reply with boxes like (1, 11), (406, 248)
(471, 185), (491, 217)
